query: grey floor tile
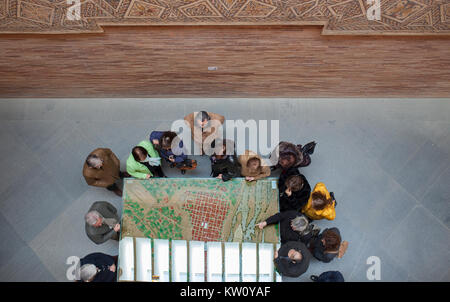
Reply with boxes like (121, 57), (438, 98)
(0, 167), (73, 243)
(354, 117), (403, 160)
(248, 99), (281, 121)
(24, 99), (66, 121)
(421, 165), (450, 228)
(35, 125), (107, 200)
(376, 128), (427, 180)
(109, 99), (187, 122)
(349, 238), (409, 282)
(0, 99), (27, 120)
(396, 139), (450, 201)
(12, 120), (77, 156)
(366, 99), (450, 123)
(0, 213), (28, 262)
(0, 129), (42, 196)
(413, 121), (450, 156)
(217, 100), (254, 121)
(63, 99), (113, 122)
(407, 274), (419, 282)
(441, 269), (450, 282)
(0, 245), (56, 282)
(383, 206), (450, 281)
(0, 98), (449, 282)
(359, 182), (418, 244)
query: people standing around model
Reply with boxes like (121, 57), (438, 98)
(150, 130), (197, 174)
(274, 241), (311, 278)
(302, 182), (337, 221)
(238, 150), (271, 182)
(279, 174), (311, 212)
(184, 111), (225, 155)
(257, 211), (319, 244)
(85, 201), (121, 245)
(210, 139), (241, 182)
(308, 227), (347, 263)
(77, 252), (117, 282)
(83, 148), (129, 197)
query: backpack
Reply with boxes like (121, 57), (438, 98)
(310, 271), (345, 282)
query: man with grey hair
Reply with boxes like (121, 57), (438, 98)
(85, 201), (121, 245)
(83, 148), (130, 197)
(257, 211), (319, 244)
(77, 252), (117, 282)
(79, 264), (98, 282)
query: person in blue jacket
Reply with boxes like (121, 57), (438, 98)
(150, 131), (187, 163)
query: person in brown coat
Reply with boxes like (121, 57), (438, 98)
(238, 150), (271, 182)
(184, 111), (225, 155)
(83, 148), (129, 197)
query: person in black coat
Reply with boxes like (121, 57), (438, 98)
(274, 241), (311, 278)
(279, 172), (311, 212)
(308, 227), (341, 263)
(77, 252), (117, 282)
(210, 139), (241, 182)
(257, 211), (320, 244)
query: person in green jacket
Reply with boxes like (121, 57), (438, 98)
(126, 140), (165, 179)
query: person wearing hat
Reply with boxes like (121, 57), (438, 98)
(274, 241), (311, 278)
(257, 211), (320, 244)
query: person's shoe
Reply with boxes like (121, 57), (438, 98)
(112, 187), (123, 197)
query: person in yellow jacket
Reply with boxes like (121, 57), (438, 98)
(302, 182), (336, 221)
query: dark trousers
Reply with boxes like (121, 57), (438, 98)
(105, 170), (129, 191)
